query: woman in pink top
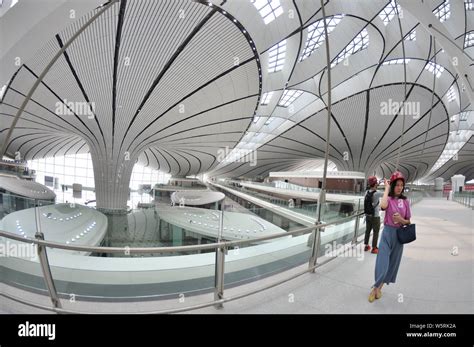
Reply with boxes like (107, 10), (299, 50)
(368, 171), (411, 302)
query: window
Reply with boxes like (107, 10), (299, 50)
(268, 40), (286, 73)
(459, 111), (469, 121)
(130, 163), (170, 190)
(260, 91), (274, 105)
(379, 0), (401, 25)
(465, 31), (474, 48)
(447, 86), (456, 102)
(265, 117), (274, 125)
(433, 0), (450, 22)
(29, 153), (170, 192)
(331, 28), (369, 67)
(251, 0), (283, 25)
(300, 15), (344, 61)
(278, 90), (303, 107)
(424, 61), (444, 78)
(382, 58), (411, 65)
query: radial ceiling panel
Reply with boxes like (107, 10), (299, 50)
(1, 0), (472, 183)
(0, 0), (260, 178)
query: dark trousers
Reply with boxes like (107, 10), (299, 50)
(364, 215), (380, 248)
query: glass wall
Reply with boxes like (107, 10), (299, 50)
(28, 153), (94, 188)
(130, 164), (171, 190)
(28, 154), (171, 191)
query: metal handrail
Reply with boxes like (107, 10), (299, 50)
(0, 212), (364, 254)
(0, 210), (366, 314)
(1, 193), (423, 314)
(0, 255), (335, 315)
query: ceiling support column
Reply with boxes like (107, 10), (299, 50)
(90, 147), (137, 214)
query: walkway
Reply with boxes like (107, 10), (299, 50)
(190, 198), (473, 314)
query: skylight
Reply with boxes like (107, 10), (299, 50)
(0, 85), (6, 100)
(428, 129), (472, 174)
(382, 58), (411, 65)
(447, 86), (456, 102)
(265, 117), (274, 125)
(268, 39), (286, 73)
(466, 0), (474, 11)
(406, 29), (416, 41)
(251, 0), (283, 25)
(379, 0), (401, 26)
(424, 62), (444, 78)
(260, 91), (274, 105)
(459, 111), (469, 121)
(433, 0), (450, 22)
(300, 15), (344, 61)
(331, 28), (369, 67)
(278, 90), (303, 107)
(465, 31), (474, 48)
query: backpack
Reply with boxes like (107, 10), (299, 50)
(364, 190), (378, 215)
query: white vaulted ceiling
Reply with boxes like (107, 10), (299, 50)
(1, 0), (473, 182)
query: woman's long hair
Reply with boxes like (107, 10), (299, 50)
(388, 178), (407, 199)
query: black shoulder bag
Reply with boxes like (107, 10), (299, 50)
(397, 223), (416, 244)
(396, 199), (416, 244)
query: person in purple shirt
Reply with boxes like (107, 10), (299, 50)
(368, 171), (412, 303)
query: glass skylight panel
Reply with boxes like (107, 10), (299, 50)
(278, 90), (303, 107)
(260, 91), (274, 105)
(406, 29), (416, 41)
(428, 129), (472, 174)
(465, 32), (474, 48)
(433, 0), (450, 22)
(379, 0), (401, 25)
(424, 62), (444, 78)
(300, 15), (344, 61)
(382, 58), (411, 65)
(466, 0), (474, 11)
(331, 28), (369, 67)
(265, 117), (274, 125)
(268, 40), (286, 73)
(251, 0), (283, 25)
(447, 86), (456, 102)
(459, 111), (469, 121)
(0, 85), (6, 100)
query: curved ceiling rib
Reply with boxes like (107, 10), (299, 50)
(0, 0), (472, 197)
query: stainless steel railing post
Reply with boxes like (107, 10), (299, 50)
(34, 231), (62, 309)
(352, 214), (361, 245)
(214, 210), (225, 308)
(308, 223), (322, 273)
(352, 199), (361, 244)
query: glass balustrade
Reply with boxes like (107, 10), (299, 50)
(1, 187), (421, 311)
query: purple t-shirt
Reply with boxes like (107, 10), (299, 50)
(383, 197), (411, 227)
